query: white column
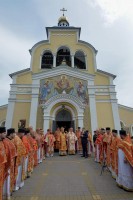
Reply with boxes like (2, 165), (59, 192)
(43, 115), (50, 134)
(53, 54), (56, 67)
(88, 89), (98, 137)
(5, 81), (17, 129)
(71, 55), (74, 68)
(42, 106), (50, 134)
(6, 101), (15, 129)
(109, 85), (121, 131)
(77, 115), (84, 129)
(111, 100), (121, 130)
(29, 80), (40, 130)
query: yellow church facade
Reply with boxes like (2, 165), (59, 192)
(0, 15), (133, 135)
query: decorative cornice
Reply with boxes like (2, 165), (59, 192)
(8, 99), (31, 103)
(32, 65), (95, 81)
(46, 26), (81, 38)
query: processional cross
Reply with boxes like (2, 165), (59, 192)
(60, 7), (67, 16)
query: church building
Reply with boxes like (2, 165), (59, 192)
(0, 12), (133, 135)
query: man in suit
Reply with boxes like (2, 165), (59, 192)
(81, 129), (88, 158)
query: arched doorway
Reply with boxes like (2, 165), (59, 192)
(42, 94), (85, 133)
(55, 108), (73, 131)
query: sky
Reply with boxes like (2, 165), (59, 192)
(0, 0), (133, 107)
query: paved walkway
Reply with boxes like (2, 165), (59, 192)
(11, 153), (133, 200)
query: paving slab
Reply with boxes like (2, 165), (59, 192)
(11, 153), (133, 200)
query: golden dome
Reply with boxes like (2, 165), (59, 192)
(58, 15), (69, 23)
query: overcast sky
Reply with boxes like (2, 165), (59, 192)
(0, 0), (133, 107)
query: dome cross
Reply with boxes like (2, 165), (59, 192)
(60, 8), (67, 16)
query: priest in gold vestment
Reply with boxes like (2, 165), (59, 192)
(59, 127), (67, 156)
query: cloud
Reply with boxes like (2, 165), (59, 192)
(88, 0), (133, 24)
(0, 24), (35, 105)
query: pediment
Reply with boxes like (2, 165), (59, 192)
(32, 65), (95, 82)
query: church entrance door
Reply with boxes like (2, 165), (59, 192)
(56, 121), (71, 132)
(52, 108), (75, 132)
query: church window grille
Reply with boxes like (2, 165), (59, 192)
(41, 52), (53, 69)
(56, 47), (71, 67)
(74, 51), (86, 69)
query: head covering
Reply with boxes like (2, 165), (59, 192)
(7, 128), (15, 136)
(18, 128), (25, 133)
(0, 127), (6, 133)
(112, 129), (117, 134)
(106, 127), (111, 131)
(25, 128), (30, 135)
(119, 130), (126, 136)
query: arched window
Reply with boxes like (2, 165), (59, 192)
(41, 51), (53, 69)
(0, 120), (6, 127)
(130, 125), (133, 136)
(120, 121), (125, 129)
(74, 51), (86, 69)
(56, 47), (71, 67)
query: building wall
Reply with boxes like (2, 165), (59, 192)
(12, 102), (31, 129)
(16, 94), (31, 100)
(16, 72), (32, 84)
(83, 105), (91, 131)
(96, 102), (114, 129)
(94, 73), (110, 85)
(118, 105), (133, 127)
(0, 105), (7, 125)
(36, 106), (43, 129)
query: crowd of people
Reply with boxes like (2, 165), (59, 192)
(93, 127), (133, 191)
(0, 125), (133, 200)
(0, 126), (93, 200)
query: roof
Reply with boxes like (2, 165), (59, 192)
(118, 104), (133, 111)
(78, 40), (98, 54)
(0, 104), (8, 109)
(97, 69), (116, 79)
(9, 68), (30, 78)
(30, 40), (49, 54)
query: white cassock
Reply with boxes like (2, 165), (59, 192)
(3, 169), (10, 200)
(67, 132), (77, 154)
(95, 144), (100, 163)
(14, 159), (25, 191)
(116, 149), (133, 191)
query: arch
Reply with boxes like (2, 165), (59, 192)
(130, 125), (133, 136)
(0, 120), (6, 127)
(56, 46), (71, 67)
(44, 94), (85, 113)
(120, 120), (126, 129)
(42, 94), (85, 132)
(56, 109), (72, 121)
(74, 50), (86, 69)
(41, 50), (53, 69)
(51, 105), (76, 120)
